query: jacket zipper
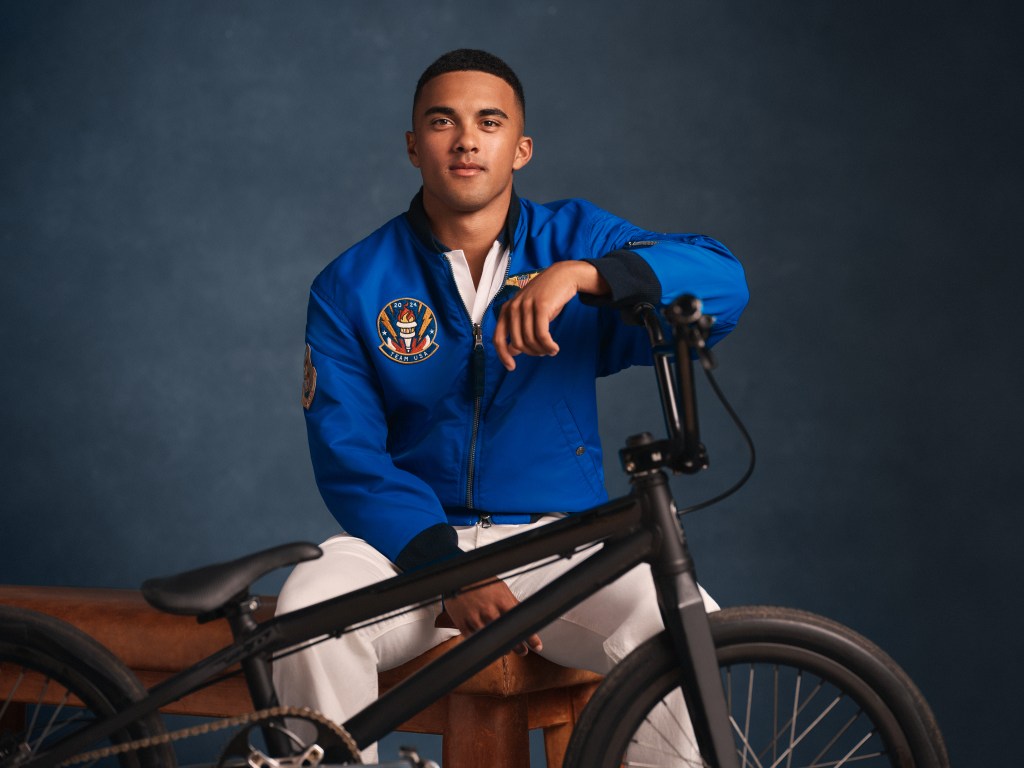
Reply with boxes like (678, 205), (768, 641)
(467, 323), (488, 526)
(442, 251), (512, 526)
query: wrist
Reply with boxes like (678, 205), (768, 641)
(564, 260), (609, 296)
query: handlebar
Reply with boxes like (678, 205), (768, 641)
(621, 294), (756, 515)
(620, 295), (715, 476)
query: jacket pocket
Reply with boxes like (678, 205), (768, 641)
(553, 399), (604, 497)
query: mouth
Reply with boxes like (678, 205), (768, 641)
(449, 162), (484, 177)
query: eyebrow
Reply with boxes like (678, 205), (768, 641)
(423, 106), (510, 120)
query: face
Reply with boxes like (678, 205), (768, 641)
(406, 70), (532, 218)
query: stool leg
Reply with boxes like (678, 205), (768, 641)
(443, 693), (529, 768)
(542, 683), (600, 768)
(542, 721), (572, 768)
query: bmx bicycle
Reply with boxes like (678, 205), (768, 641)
(0, 296), (948, 767)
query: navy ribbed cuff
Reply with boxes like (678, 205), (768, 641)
(580, 250), (662, 309)
(395, 523), (463, 572)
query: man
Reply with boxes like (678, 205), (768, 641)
(275, 49), (748, 763)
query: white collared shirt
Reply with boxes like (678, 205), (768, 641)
(445, 240), (510, 324)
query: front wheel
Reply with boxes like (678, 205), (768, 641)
(0, 606), (174, 768)
(564, 605), (948, 768)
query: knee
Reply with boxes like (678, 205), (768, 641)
(275, 563), (323, 616)
(275, 537), (396, 616)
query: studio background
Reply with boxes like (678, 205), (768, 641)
(2, 2), (1020, 765)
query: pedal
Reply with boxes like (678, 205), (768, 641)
(244, 744), (325, 768)
(218, 718), (355, 768)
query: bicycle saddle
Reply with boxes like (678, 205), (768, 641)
(141, 541), (322, 616)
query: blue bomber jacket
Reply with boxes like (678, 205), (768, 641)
(303, 191), (748, 571)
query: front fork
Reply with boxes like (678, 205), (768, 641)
(635, 468), (739, 768)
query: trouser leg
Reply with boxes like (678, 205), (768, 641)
(484, 519), (719, 766)
(272, 534), (459, 763)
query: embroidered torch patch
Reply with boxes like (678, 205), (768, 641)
(301, 344), (317, 410)
(377, 298), (439, 364)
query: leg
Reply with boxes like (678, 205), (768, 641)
(272, 534), (459, 763)
(488, 521), (718, 673)
(491, 521), (719, 767)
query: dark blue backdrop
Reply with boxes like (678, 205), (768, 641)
(3, 2), (1021, 764)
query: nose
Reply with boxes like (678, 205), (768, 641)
(453, 125), (479, 154)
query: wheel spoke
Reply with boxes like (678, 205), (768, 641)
(30, 688), (72, 752)
(833, 731), (877, 768)
(741, 665), (754, 768)
(729, 715), (767, 768)
(804, 751), (885, 768)
(809, 710), (860, 767)
(26, 675), (51, 741)
(758, 678), (825, 763)
(772, 665), (779, 767)
(1, 664), (27, 723)
(767, 696), (842, 768)
(623, 735), (707, 767)
(786, 671), (800, 768)
(627, 695), (703, 766)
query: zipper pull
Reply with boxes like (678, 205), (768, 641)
(472, 323), (485, 398)
(478, 514), (493, 528)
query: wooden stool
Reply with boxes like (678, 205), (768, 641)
(0, 585), (600, 767)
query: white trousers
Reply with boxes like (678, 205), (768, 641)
(273, 517), (718, 764)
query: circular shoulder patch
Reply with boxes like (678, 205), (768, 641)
(377, 298), (440, 364)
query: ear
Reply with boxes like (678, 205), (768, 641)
(406, 131), (421, 168)
(513, 135), (533, 171)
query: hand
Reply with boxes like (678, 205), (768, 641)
(435, 579), (543, 656)
(493, 261), (608, 371)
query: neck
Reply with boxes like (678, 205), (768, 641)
(422, 187), (512, 276)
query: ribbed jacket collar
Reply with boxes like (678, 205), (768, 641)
(404, 188), (521, 254)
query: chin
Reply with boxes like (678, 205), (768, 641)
(442, 191), (496, 213)
(424, 179), (508, 215)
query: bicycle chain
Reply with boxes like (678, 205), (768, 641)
(58, 705), (362, 766)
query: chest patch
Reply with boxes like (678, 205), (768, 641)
(377, 298), (440, 364)
(505, 270), (541, 289)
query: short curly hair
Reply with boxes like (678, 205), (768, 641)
(413, 49), (525, 123)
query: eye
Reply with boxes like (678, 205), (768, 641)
(481, 119), (501, 129)
(430, 117), (454, 127)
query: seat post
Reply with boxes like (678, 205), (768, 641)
(225, 594), (294, 758)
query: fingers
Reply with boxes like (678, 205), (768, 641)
(493, 312), (518, 371)
(492, 261), (605, 371)
(511, 631), (544, 657)
(445, 581), (544, 655)
(494, 295), (562, 371)
(524, 632), (544, 655)
(499, 633), (545, 657)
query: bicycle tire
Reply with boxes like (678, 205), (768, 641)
(0, 606), (174, 768)
(564, 605), (948, 768)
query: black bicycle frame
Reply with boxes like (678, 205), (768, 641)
(31, 297), (741, 768)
